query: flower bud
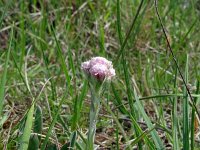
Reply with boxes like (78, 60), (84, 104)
(81, 57), (115, 81)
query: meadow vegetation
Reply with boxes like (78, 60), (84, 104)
(0, 0), (200, 149)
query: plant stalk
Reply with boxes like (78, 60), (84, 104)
(87, 84), (101, 150)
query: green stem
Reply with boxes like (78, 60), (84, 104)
(87, 84), (101, 150)
(191, 80), (200, 150)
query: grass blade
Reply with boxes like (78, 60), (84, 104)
(111, 83), (128, 114)
(131, 127), (155, 147)
(0, 0), (12, 29)
(114, 0), (144, 65)
(112, 84), (155, 149)
(0, 26), (12, 117)
(41, 89), (68, 150)
(33, 105), (43, 141)
(172, 68), (179, 149)
(51, 27), (71, 94)
(28, 135), (39, 150)
(154, 0), (200, 119)
(69, 131), (77, 149)
(183, 54), (189, 150)
(116, 0), (143, 149)
(71, 80), (88, 130)
(191, 80), (200, 150)
(133, 88), (164, 149)
(19, 104), (35, 150)
(101, 99), (130, 149)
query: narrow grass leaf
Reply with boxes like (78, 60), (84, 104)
(154, 0), (200, 119)
(99, 23), (105, 56)
(71, 80), (88, 130)
(131, 127), (155, 147)
(101, 100), (130, 149)
(51, 27), (71, 94)
(69, 131), (77, 149)
(41, 89), (68, 150)
(0, 0), (12, 29)
(0, 27), (12, 117)
(111, 85), (155, 149)
(191, 80), (199, 150)
(133, 88), (164, 149)
(117, 1), (144, 148)
(39, 11), (57, 102)
(33, 105), (43, 141)
(172, 68), (179, 150)
(116, 1), (142, 149)
(114, 0), (144, 65)
(19, 1), (26, 70)
(183, 54), (189, 150)
(19, 104), (35, 150)
(116, 127), (120, 150)
(68, 47), (76, 77)
(111, 83), (128, 114)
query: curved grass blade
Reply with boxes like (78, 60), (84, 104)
(133, 88), (164, 149)
(131, 127), (155, 147)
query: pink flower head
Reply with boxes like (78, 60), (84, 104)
(81, 57), (115, 81)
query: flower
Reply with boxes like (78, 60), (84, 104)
(81, 57), (115, 81)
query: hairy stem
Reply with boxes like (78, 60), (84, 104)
(87, 84), (101, 150)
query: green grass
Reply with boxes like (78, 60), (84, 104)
(0, 0), (200, 149)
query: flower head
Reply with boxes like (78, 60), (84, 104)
(81, 57), (115, 81)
